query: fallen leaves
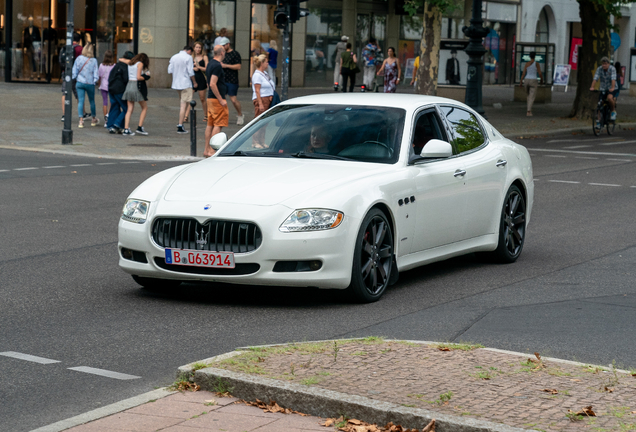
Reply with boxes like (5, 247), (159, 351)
(542, 388), (558, 395)
(173, 381), (200, 392)
(567, 405), (596, 420)
(438, 347), (451, 352)
(238, 399), (308, 416)
(526, 352), (545, 370)
(322, 418), (436, 432)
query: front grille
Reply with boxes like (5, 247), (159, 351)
(152, 218), (262, 253)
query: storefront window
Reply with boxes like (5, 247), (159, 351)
(189, 0), (235, 55)
(305, 8), (341, 87)
(251, 3), (282, 82)
(11, 0), (50, 81)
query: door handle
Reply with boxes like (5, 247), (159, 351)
(454, 169), (466, 177)
(496, 159), (508, 167)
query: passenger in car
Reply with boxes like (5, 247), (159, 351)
(305, 125), (332, 153)
(412, 123), (435, 156)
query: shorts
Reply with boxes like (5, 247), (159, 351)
(226, 82), (239, 97)
(207, 98), (229, 127)
(178, 88), (194, 103)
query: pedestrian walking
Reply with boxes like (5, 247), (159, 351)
(251, 54), (275, 149)
(519, 52), (543, 117)
(122, 53), (150, 136)
(267, 40), (278, 85)
(377, 47), (401, 93)
(97, 50), (114, 127)
(361, 37), (381, 92)
(106, 51), (133, 133)
(409, 55), (420, 88)
(339, 43), (358, 93)
(204, 45), (229, 158)
(60, 33), (86, 122)
(333, 36), (348, 91)
(72, 44), (100, 128)
(168, 45), (197, 134)
(191, 42), (209, 123)
(220, 37), (244, 125)
(214, 28), (228, 47)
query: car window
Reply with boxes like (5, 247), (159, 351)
(411, 111), (447, 157)
(440, 106), (485, 154)
(219, 105), (406, 164)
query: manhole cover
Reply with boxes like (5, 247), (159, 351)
(128, 144), (172, 147)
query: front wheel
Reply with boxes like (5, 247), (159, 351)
(592, 109), (602, 136)
(606, 115), (615, 135)
(347, 209), (394, 303)
(492, 185), (526, 263)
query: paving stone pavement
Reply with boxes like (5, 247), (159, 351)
(205, 340), (636, 432)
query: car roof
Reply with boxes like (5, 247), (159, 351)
(280, 93), (473, 112)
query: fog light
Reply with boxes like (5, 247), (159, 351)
(309, 260), (322, 271)
(121, 248), (134, 260)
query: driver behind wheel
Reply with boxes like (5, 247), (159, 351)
(306, 125), (332, 154)
(590, 56), (618, 121)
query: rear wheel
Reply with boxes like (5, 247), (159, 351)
(132, 275), (182, 290)
(492, 185), (526, 263)
(606, 111), (615, 135)
(347, 209), (394, 303)
(592, 109), (602, 136)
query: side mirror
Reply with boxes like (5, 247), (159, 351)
(209, 132), (227, 150)
(420, 139), (453, 158)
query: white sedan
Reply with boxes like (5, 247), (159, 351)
(118, 94), (533, 302)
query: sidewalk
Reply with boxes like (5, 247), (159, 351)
(46, 339), (636, 432)
(2, 82), (634, 160)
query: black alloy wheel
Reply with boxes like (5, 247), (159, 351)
(132, 275), (182, 290)
(492, 185), (526, 263)
(593, 109), (602, 136)
(348, 209), (394, 303)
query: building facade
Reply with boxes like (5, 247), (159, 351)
(0, 0), (632, 90)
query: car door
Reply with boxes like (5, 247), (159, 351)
(409, 108), (468, 253)
(439, 105), (507, 240)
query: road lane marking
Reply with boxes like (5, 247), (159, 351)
(70, 164), (92, 167)
(68, 366), (141, 380)
(600, 139), (636, 145)
(589, 183), (621, 187)
(0, 169), (9, 172)
(606, 158), (632, 162)
(0, 351), (61, 364)
(13, 167), (38, 171)
(548, 180), (580, 184)
(43, 166), (65, 169)
(575, 157), (599, 160)
(96, 162), (117, 165)
(547, 139), (588, 143)
(528, 148), (636, 157)
(121, 161), (141, 164)
(545, 155), (567, 158)
(563, 145), (592, 149)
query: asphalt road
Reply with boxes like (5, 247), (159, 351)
(1, 130), (635, 431)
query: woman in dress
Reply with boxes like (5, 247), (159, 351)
(72, 44), (100, 128)
(122, 53), (149, 136)
(191, 42), (208, 122)
(377, 47), (401, 93)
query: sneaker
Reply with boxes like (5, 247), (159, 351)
(108, 127), (117, 134)
(91, 118), (100, 127)
(177, 125), (188, 134)
(104, 122), (108, 128)
(610, 111), (617, 121)
(122, 128), (135, 136)
(83, 112), (91, 119)
(78, 120), (84, 128)
(136, 126), (148, 135)
(116, 127), (123, 134)
(237, 115), (245, 126)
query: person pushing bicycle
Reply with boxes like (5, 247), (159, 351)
(589, 56), (618, 121)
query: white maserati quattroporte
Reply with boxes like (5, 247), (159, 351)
(118, 94), (533, 302)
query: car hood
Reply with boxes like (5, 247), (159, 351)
(163, 157), (384, 206)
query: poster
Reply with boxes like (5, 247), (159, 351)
(398, 40), (419, 71)
(404, 58), (416, 79)
(569, 37), (583, 70)
(553, 64), (571, 86)
(631, 52), (636, 82)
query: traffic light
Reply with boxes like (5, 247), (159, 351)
(289, 0), (309, 23)
(274, 0), (288, 29)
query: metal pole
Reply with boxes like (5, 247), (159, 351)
(462, 0), (488, 116)
(62, 0), (74, 145)
(281, 22), (290, 101)
(189, 100), (197, 157)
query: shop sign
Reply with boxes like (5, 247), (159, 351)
(569, 37), (582, 70)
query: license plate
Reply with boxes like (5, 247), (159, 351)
(164, 249), (235, 269)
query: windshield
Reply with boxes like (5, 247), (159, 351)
(218, 105), (406, 164)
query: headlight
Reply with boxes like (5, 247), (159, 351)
(121, 199), (150, 224)
(279, 209), (344, 232)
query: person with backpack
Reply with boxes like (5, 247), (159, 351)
(106, 51), (133, 133)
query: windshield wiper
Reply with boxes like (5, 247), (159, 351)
(221, 150), (269, 157)
(290, 151), (350, 161)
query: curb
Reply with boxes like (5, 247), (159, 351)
(0, 144), (203, 162)
(30, 387), (176, 432)
(503, 122), (636, 139)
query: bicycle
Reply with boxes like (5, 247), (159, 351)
(592, 90), (616, 136)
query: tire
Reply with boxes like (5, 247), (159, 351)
(607, 116), (615, 135)
(492, 185), (526, 263)
(346, 209), (394, 303)
(592, 109), (602, 136)
(132, 275), (182, 290)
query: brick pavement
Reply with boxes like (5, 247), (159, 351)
(207, 340), (636, 432)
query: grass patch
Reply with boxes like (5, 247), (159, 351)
(301, 376), (320, 386)
(191, 362), (210, 372)
(546, 368), (571, 377)
(435, 342), (484, 351)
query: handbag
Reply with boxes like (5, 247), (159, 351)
(352, 62), (361, 74)
(271, 90), (281, 107)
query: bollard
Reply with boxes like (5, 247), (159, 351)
(189, 100), (197, 157)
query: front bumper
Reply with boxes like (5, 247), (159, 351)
(118, 202), (359, 289)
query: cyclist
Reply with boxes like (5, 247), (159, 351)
(589, 56), (618, 121)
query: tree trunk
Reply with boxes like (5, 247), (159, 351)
(569, 0), (611, 119)
(415, 2), (442, 95)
